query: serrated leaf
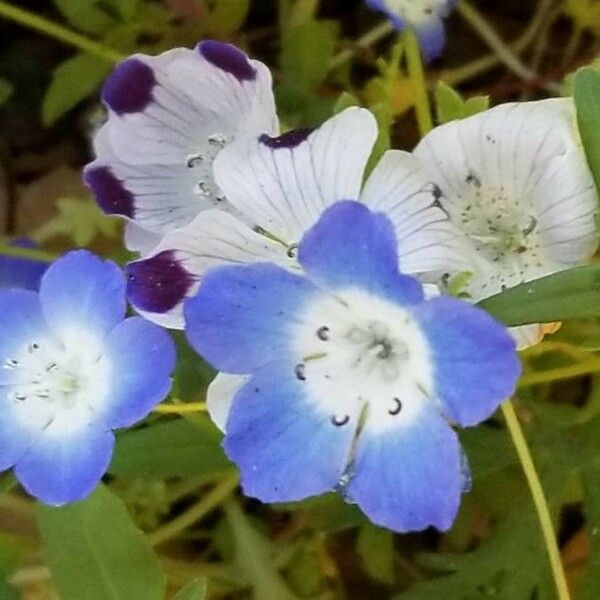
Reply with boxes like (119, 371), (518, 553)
(34, 197), (119, 246)
(42, 54), (111, 127)
(478, 263), (600, 326)
(173, 580), (207, 600)
(0, 79), (13, 107)
(53, 0), (115, 34)
(356, 524), (395, 584)
(574, 67), (600, 197)
(110, 417), (231, 478)
(37, 485), (165, 600)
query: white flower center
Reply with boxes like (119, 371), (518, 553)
(186, 132), (232, 204)
(292, 289), (435, 433)
(3, 334), (110, 429)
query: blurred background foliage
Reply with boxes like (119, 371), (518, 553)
(2, 1), (600, 599)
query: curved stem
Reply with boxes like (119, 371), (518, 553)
(501, 400), (571, 600)
(0, 1), (123, 64)
(403, 29), (433, 136)
(148, 472), (239, 547)
(153, 402), (207, 414)
(329, 21), (394, 72)
(457, 0), (559, 93)
(0, 244), (56, 262)
(519, 359), (600, 387)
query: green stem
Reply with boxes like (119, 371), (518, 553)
(457, 0), (559, 93)
(0, 1), (123, 63)
(329, 21), (395, 72)
(519, 359), (600, 387)
(501, 400), (571, 600)
(402, 29), (433, 136)
(148, 472), (239, 547)
(0, 244), (56, 262)
(0, 472), (16, 494)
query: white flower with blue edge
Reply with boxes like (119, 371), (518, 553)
(0, 250), (176, 505)
(125, 107), (471, 328)
(184, 201), (520, 532)
(365, 0), (457, 60)
(414, 98), (599, 348)
(84, 40), (278, 255)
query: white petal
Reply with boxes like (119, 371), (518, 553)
(213, 107), (378, 243)
(207, 373), (249, 432)
(414, 98), (599, 301)
(126, 210), (292, 329)
(361, 149), (475, 275)
(124, 222), (162, 256)
(509, 324), (545, 351)
(86, 43), (278, 236)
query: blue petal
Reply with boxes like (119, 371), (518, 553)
(15, 422), (114, 505)
(345, 405), (462, 532)
(99, 317), (176, 429)
(365, 0), (407, 31)
(0, 290), (51, 384)
(39, 250), (126, 342)
(0, 239), (47, 290)
(224, 362), (357, 502)
(414, 297), (521, 427)
(184, 264), (316, 373)
(414, 16), (447, 62)
(298, 201), (423, 304)
(0, 396), (50, 471)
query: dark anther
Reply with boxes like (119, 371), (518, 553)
(522, 216), (537, 237)
(331, 414), (350, 427)
(388, 397), (402, 416)
(466, 171), (482, 188)
(295, 363), (306, 381)
(287, 244), (299, 259)
(46, 363), (58, 372)
(29, 342), (40, 352)
(317, 326), (330, 341)
(15, 393), (26, 401)
(186, 155), (203, 168)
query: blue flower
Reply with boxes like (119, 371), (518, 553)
(0, 250), (176, 505)
(184, 201), (521, 532)
(366, 0), (457, 60)
(0, 238), (47, 290)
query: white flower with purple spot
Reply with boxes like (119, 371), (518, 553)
(414, 98), (599, 348)
(184, 201), (520, 532)
(125, 107), (471, 328)
(84, 40), (278, 255)
(0, 250), (175, 505)
(365, 0), (457, 60)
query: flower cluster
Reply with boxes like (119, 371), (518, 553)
(79, 39), (600, 529)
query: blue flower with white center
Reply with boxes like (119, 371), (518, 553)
(184, 201), (520, 532)
(366, 0), (457, 60)
(0, 250), (176, 505)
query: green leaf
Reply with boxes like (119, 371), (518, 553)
(225, 501), (300, 600)
(356, 523), (395, 584)
(574, 67), (600, 197)
(53, 0), (115, 34)
(42, 54), (112, 126)
(578, 463), (600, 599)
(435, 81), (489, 124)
(478, 263), (600, 326)
(334, 91), (359, 113)
(287, 0), (319, 28)
(37, 485), (165, 600)
(173, 580), (207, 600)
(206, 0), (250, 35)
(0, 79), (13, 107)
(365, 103), (393, 178)
(34, 197), (119, 245)
(110, 417), (231, 478)
(280, 19), (338, 93)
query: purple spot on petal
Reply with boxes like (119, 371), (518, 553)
(102, 58), (155, 114)
(259, 128), (314, 149)
(198, 40), (256, 81)
(126, 251), (194, 314)
(84, 166), (135, 218)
